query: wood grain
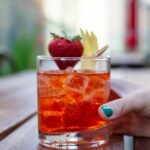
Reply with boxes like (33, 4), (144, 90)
(0, 116), (38, 150)
(0, 116), (123, 150)
(0, 71), (37, 140)
(0, 71), (36, 96)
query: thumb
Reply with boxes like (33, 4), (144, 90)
(98, 89), (149, 120)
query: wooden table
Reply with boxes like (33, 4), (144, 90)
(0, 69), (150, 150)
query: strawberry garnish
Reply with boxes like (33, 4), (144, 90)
(48, 33), (83, 70)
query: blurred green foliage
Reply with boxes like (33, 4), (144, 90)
(12, 33), (38, 71)
(0, 32), (44, 76)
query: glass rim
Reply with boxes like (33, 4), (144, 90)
(37, 55), (111, 61)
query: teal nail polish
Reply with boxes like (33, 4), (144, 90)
(100, 106), (113, 117)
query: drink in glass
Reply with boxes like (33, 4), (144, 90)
(37, 56), (111, 149)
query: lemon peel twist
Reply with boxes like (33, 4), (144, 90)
(80, 29), (99, 69)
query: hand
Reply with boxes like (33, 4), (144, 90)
(98, 88), (150, 137)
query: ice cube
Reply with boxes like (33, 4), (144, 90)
(83, 89), (104, 101)
(65, 67), (74, 73)
(103, 80), (110, 100)
(88, 76), (106, 89)
(48, 86), (65, 98)
(40, 111), (64, 130)
(38, 75), (50, 97)
(38, 87), (49, 98)
(38, 75), (49, 87)
(63, 74), (89, 94)
(64, 103), (81, 124)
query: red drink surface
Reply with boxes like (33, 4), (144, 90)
(38, 70), (110, 133)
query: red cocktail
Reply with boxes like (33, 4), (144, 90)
(37, 56), (111, 149)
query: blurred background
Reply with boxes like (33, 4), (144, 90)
(0, 0), (150, 76)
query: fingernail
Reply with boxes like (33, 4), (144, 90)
(100, 106), (113, 118)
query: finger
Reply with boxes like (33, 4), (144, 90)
(111, 113), (150, 137)
(108, 113), (135, 135)
(98, 89), (150, 120)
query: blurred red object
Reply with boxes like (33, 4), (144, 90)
(126, 0), (138, 51)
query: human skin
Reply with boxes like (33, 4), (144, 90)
(98, 88), (150, 137)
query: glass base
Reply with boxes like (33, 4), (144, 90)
(39, 126), (109, 149)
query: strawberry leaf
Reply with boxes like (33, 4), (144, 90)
(50, 32), (59, 38)
(72, 35), (82, 40)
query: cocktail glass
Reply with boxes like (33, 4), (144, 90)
(37, 56), (111, 149)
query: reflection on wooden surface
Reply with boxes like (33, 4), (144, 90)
(37, 135), (123, 150)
